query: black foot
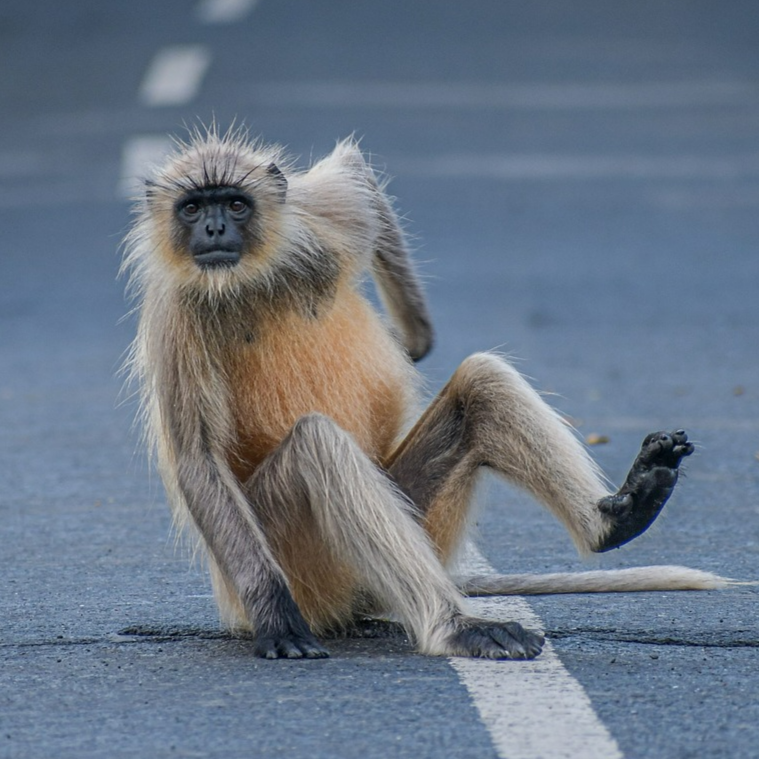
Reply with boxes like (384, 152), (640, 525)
(594, 430), (694, 552)
(254, 627), (329, 659)
(445, 616), (545, 660)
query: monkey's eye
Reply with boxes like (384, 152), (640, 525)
(229, 199), (248, 214)
(181, 202), (201, 218)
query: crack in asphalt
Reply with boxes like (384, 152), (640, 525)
(0, 619), (409, 650)
(545, 628), (759, 648)
(3, 625), (755, 651)
(0, 628), (230, 650)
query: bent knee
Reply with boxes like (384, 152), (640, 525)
(287, 413), (356, 462)
(291, 412), (337, 437)
(452, 352), (527, 401)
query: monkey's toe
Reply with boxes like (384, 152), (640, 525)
(640, 430), (694, 468)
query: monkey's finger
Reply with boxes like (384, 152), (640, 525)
(254, 637), (281, 659)
(299, 641), (330, 659)
(279, 636), (330, 659)
(295, 633), (329, 658)
(254, 635), (327, 659)
(277, 639), (306, 659)
(269, 634), (329, 659)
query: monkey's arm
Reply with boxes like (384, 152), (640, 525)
(299, 139), (434, 362)
(370, 188), (434, 362)
(356, 143), (434, 361)
(173, 442), (328, 659)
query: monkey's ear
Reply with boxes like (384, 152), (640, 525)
(267, 162), (287, 202)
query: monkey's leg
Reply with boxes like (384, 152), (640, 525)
(387, 352), (693, 558)
(174, 449), (328, 660)
(248, 413), (544, 660)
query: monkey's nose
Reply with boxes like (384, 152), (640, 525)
(205, 221), (226, 237)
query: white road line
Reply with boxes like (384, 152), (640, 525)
(139, 46), (211, 107)
(451, 547), (623, 759)
(119, 135), (173, 198)
(196, 0), (258, 24)
(397, 153), (759, 181)
(243, 80), (758, 110)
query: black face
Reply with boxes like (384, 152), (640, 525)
(175, 187), (254, 268)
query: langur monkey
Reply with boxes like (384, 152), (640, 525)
(123, 128), (729, 661)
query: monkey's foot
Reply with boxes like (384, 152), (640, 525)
(444, 616), (544, 659)
(254, 627), (329, 659)
(594, 430), (694, 553)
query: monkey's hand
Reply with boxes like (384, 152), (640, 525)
(444, 616), (545, 660)
(254, 619), (329, 659)
(594, 430), (694, 552)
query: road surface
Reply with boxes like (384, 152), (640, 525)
(1, 2), (757, 757)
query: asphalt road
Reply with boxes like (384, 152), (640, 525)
(1, 2), (758, 758)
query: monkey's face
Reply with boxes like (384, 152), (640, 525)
(174, 186), (255, 270)
(139, 134), (291, 296)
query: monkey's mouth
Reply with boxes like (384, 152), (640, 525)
(193, 250), (241, 269)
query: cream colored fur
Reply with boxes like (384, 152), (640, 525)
(122, 127), (731, 661)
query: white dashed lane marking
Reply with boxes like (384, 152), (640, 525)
(139, 46), (212, 107)
(119, 136), (173, 197)
(196, 0), (259, 24)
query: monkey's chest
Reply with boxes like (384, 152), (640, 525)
(226, 302), (413, 482)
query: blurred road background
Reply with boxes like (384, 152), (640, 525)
(1, 1), (758, 757)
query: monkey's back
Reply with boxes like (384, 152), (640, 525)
(226, 286), (417, 483)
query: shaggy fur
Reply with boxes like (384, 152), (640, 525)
(123, 127), (728, 660)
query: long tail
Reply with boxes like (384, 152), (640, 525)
(456, 566), (745, 596)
